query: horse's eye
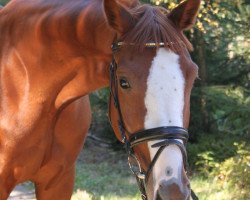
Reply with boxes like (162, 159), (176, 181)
(119, 78), (131, 89)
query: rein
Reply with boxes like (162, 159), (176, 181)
(109, 42), (199, 200)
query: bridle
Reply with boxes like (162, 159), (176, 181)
(109, 42), (199, 200)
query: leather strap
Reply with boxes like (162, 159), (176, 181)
(130, 126), (188, 147)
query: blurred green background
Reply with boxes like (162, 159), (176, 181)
(1, 0), (249, 199)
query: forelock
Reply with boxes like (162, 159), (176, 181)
(121, 5), (193, 52)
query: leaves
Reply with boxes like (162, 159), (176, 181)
(0, 0), (8, 5)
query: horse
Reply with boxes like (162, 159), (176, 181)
(0, 0), (200, 199)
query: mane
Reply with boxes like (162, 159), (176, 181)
(0, 0), (104, 45)
(122, 4), (193, 52)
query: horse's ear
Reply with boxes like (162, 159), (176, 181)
(168, 0), (201, 30)
(104, 0), (134, 34)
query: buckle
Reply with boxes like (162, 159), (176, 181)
(136, 172), (146, 180)
(128, 154), (144, 177)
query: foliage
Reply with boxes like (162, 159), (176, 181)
(191, 176), (249, 200)
(212, 142), (250, 198)
(0, 0), (8, 5)
(187, 133), (238, 174)
(190, 86), (250, 137)
(187, 136), (250, 198)
(197, 0), (250, 88)
(89, 89), (114, 141)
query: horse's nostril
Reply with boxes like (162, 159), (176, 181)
(157, 179), (190, 200)
(159, 180), (168, 188)
(159, 182), (164, 189)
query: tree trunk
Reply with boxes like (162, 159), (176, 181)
(195, 30), (210, 133)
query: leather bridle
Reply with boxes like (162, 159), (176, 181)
(109, 42), (198, 200)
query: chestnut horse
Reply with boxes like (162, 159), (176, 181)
(0, 0), (200, 199)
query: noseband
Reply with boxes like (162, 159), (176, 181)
(109, 42), (198, 200)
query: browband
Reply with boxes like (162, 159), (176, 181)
(111, 42), (174, 51)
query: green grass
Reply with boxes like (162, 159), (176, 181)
(74, 162), (140, 199)
(73, 170), (249, 200)
(72, 141), (249, 200)
(73, 144), (140, 200)
(191, 176), (249, 200)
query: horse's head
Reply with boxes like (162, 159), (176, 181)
(104, 0), (200, 199)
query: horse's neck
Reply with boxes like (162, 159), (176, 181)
(37, 0), (115, 59)
(0, 0), (115, 110)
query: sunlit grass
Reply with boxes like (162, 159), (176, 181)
(191, 176), (249, 200)
(72, 145), (141, 200)
(72, 173), (249, 200)
(72, 143), (249, 200)
(71, 190), (140, 200)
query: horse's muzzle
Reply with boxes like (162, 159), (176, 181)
(155, 179), (190, 200)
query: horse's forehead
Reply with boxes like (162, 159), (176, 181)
(117, 48), (156, 69)
(118, 48), (197, 94)
(118, 48), (190, 79)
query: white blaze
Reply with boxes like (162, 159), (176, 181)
(144, 48), (185, 194)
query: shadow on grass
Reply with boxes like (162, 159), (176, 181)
(74, 140), (140, 200)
